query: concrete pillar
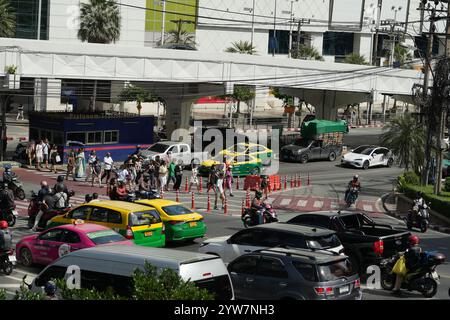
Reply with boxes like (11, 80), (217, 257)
(164, 98), (195, 140)
(33, 78), (62, 111)
(354, 33), (373, 62)
(315, 90), (338, 120)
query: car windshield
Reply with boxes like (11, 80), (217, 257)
(352, 146), (374, 155)
(228, 144), (248, 153)
(86, 229), (126, 245)
(147, 143), (170, 153)
(129, 210), (161, 226)
(162, 205), (194, 216)
(317, 259), (356, 281)
(294, 139), (311, 148)
(306, 234), (341, 250)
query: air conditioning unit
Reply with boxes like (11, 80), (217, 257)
(3, 73), (20, 90)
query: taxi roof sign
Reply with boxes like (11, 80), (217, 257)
(73, 219), (84, 225)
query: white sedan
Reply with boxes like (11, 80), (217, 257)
(341, 145), (394, 170)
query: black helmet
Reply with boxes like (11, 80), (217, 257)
(55, 184), (64, 193)
(417, 191), (424, 198)
(85, 194), (93, 202)
(57, 175), (65, 183)
(44, 281), (57, 295)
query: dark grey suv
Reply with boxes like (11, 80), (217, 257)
(227, 247), (362, 300)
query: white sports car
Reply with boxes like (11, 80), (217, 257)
(341, 145), (394, 170)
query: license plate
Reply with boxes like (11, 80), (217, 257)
(12, 210), (18, 216)
(339, 285), (349, 294)
(9, 256), (17, 263)
(189, 222), (197, 227)
(144, 231), (153, 237)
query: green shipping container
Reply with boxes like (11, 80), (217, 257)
(301, 119), (348, 138)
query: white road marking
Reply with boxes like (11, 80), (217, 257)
(266, 198), (274, 204)
(363, 205), (373, 211)
(313, 201), (323, 208)
(297, 200), (308, 207)
(330, 202), (340, 209)
(0, 284), (21, 289)
(280, 198), (292, 206)
(13, 269), (38, 276)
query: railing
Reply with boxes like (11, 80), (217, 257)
(28, 111), (141, 120)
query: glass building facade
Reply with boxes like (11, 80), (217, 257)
(9, 0), (49, 40)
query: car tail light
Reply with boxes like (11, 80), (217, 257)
(355, 279), (360, 289)
(125, 226), (134, 239)
(168, 220), (185, 225)
(314, 287), (325, 295)
(374, 240), (384, 256)
(314, 287), (333, 295)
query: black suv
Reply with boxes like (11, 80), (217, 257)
(228, 247), (362, 300)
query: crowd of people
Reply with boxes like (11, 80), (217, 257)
(25, 139), (61, 173)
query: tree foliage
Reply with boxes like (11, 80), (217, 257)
(217, 86), (255, 114)
(291, 45), (324, 61)
(0, 289), (5, 300)
(394, 44), (413, 67)
(78, 0), (121, 44)
(0, 0), (15, 38)
(165, 21), (196, 46)
(344, 53), (369, 65)
(225, 41), (257, 55)
(118, 85), (162, 115)
(380, 115), (425, 174)
(271, 87), (293, 107)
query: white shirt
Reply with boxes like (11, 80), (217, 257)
(103, 156), (113, 170)
(118, 169), (129, 182)
(35, 144), (43, 157)
(42, 143), (49, 155)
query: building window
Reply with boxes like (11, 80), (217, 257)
(268, 30), (295, 55)
(323, 32), (354, 58)
(9, 0), (49, 40)
(67, 132), (86, 144)
(87, 132), (103, 145)
(104, 131), (119, 144)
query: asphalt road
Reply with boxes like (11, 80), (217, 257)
(1, 126), (449, 300)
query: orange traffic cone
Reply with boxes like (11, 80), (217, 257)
(191, 192), (195, 210)
(176, 190), (179, 202)
(199, 177), (203, 193)
(298, 174), (302, 187)
(224, 198), (228, 215)
(207, 193), (211, 213)
(307, 173), (311, 186)
(290, 176), (294, 188)
(241, 200), (245, 216)
(245, 189), (250, 208)
(185, 177), (189, 193)
(294, 174), (297, 188)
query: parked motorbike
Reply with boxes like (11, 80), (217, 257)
(380, 251), (446, 298)
(0, 206), (18, 227)
(404, 203), (430, 233)
(7, 177), (26, 200)
(242, 203), (278, 228)
(345, 187), (359, 207)
(0, 249), (15, 275)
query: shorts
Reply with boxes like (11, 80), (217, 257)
(190, 176), (199, 184)
(36, 155), (43, 163)
(43, 154), (48, 162)
(216, 179), (224, 194)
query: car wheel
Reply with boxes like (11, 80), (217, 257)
(2, 261), (13, 275)
(16, 188), (26, 200)
(387, 158), (394, 168)
(20, 248), (33, 267)
(362, 161), (369, 170)
(328, 152), (337, 162)
(299, 154), (308, 164)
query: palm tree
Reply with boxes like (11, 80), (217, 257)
(225, 41), (257, 55)
(165, 29), (196, 45)
(380, 115), (425, 174)
(78, 0), (121, 44)
(394, 44), (413, 67)
(118, 85), (162, 116)
(344, 53), (369, 65)
(291, 45), (324, 61)
(0, 0), (16, 38)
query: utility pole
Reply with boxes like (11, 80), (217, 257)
(161, 0), (166, 45)
(37, 0), (42, 40)
(287, 0), (298, 58)
(372, 0), (383, 66)
(272, 0), (277, 56)
(295, 18), (311, 57)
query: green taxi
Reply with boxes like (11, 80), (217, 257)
(219, 143), (273, 166)
(199, 154), (262, 177)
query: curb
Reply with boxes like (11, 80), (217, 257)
(0, 161), (22, 168)
(381, 192), (450, 235)
(350, 125), (383, 129)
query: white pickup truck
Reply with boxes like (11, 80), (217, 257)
(140, 141), (208, 166)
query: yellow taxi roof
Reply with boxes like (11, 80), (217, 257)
(135, 199), (181, 207)
(85, 200), (156, 212)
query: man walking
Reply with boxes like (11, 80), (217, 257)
(16, 104), (24, 121)
(101, 152), (113, 184)
(42, 139), (50, 170)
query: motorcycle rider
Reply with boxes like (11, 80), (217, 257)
(43, 281), (58, 300)
(53, 175), (69, 196)
(0, 220), (13, 258)
(409, 192), (426, 223)
(251, 191), (265, 225)
(32, 191), (56, 231)
(53, 184), (68, 210)
(37, 180), (50, 202)
(0, 182), (15, 220)
(345, 175), (361, 203)
(392, 235), (423, 295)
(2, 164), (17, 185)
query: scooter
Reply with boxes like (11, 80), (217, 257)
(380, 251), (446, 298)
(0, 249), (15, 275)
(404, 203), (430, 233)
(0, 206), (18, 227)
(345, 187), (359, 208)
(242, 203), (278, 228)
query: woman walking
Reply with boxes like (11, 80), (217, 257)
(75, 148), (86, 179)
(158, 161), (168, 193)
(91, 158), (102, 188)
(26, 140), (35, 167)
(173, 160), (184, 191)
(49, 145), (60, 173)
(189, 163), (201, 193)
(35, 140), (44, 170)
(224, 162), (234, 197)
(66, 149), (76, 181)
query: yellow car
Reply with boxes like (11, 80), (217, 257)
(46, 201), (165, 247)
(199, 154), (262, 177)
(135, 199), (206, 242)
(219, 143), (273, 165)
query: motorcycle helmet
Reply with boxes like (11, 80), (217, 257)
(44, 281), (57, 296)
(409, 235), (420, 246)
(0, 220), (8, 229)
(84, 194), (93, 203)
(255, 191), (263, 199)
(57, 175), (65, 183)
(4, 164), (11, 172)
(55, 184), (64, 193)
(353, 174), (359, 180)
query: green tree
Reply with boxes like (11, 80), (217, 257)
(380, 115), (425, 174)
(344, 53), (369, 65)
(218, 86), (255, 114)
(78, 0), (121, 44)
(394, 44), (413, 66)
(225, 40), (257, 55)
(291, 45), (324, 61)
(165, 20), (196, 46)
(0, 0), (16, 38)
(0, 289), (5, 300)
(118, 85), (162, 116)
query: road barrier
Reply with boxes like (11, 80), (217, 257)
(284, 175), (287, 190)
(245, 189), (251, 208)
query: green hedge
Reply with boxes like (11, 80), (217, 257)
(400, 183), (450, 220)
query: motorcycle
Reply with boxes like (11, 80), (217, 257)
(380, 251), (446, 298)
(7, 176), (26, 200)
(0, 249), (15, 275)
(345, 187), (359, 208)
(242, 203), (278, 228)
(0, 206), (18, 227)
(27, 190), (75, 230)
(404, 203), (430, 233)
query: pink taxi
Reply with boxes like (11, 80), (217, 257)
(16, 223), (133, 267)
